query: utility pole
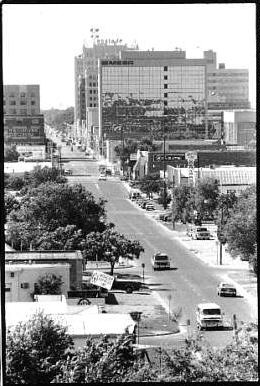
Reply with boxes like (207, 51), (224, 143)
(172, 175), (175, 230)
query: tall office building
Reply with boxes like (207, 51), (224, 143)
(204, 50), (250, 110)
(74, 37), (138, 144)
(98, 51), (209, 146)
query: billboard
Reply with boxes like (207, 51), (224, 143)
(90, 270), (114, 290)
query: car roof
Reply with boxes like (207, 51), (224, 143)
(219, 282), (235, 287)
(197, 303), (220, 309)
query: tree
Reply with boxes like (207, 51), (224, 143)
(7, 183), (107, 249)
(194, 178), (220, 220)
(157, 190), (172, 208)
(223, 186), (256, 260)
(54, 335), (140, 383)
(6, 312), (74, 384)
(139, 175), (163, 199)
(4, 193), (20, 221)
(35, 273), (64, 295)
(5, 175), (25, 190)
(4, 145), (19, 161)
(83, 228), (144, 275)
(27, 165), (67, 187)
(214, 192), (238, 244)
(171, 185), (195, 223)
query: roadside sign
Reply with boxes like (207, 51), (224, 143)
(185, 151), (197, 161)
(90, 270), (114, 290)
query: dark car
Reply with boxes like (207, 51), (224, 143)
(111, 279), (144, 294)
(217, 282), (237, 297)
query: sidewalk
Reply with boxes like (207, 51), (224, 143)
(122, 181), (257, 309)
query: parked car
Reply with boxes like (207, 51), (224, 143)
(146, 203), (155, 211)
(98, 173), (107, 181)
(140, 200), (150, 209)
(159, 212), (172, 222)
(64, 168), (72, 175)
(196, 303), (224, 330)
(217, 282), (237, 297)
(151, 252), (171, 270)
(120, 176), (128, 181)
(192, 227), (211, 240)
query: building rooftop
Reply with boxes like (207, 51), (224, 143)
(5, 250), (83, 261)
(5, 263), (71, 271)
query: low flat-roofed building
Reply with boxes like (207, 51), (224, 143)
(5, 263), (70, 302)
(5, 250), (83, 290)
(167, 165), (256, 194)
(6, 300), (136, 348)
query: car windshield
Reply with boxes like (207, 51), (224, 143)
(203, 309), (221, 315)
(197, 228), (208, 232)
(222, 283), (233, 288)
(155, 255), (168, 261)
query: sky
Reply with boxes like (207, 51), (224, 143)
(3, 3), (256, 110)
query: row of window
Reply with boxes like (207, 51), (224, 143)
(6, 92), (36, 98)
(4, 100), (36, 106)
(89, 90), (97, 94)
(4, 109), (37, 115)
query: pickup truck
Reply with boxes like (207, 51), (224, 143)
(151, 253), (171, 270)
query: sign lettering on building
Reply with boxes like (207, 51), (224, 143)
(102, 60), (134, 66)
(153, 153), (185, 162)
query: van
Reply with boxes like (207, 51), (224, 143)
(196, 303), (223, 330)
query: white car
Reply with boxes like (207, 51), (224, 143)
(196, 303), (224, 330)
(98, 173), (107, 181)
(151, 253), (171, 270)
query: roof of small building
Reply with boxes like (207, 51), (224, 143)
(5, 263), (71, 271)
(5, 250), (83, 261)
(201, 167), (256, 185)
(6, 301), (136, 336)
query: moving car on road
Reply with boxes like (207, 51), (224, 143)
(151, 252), (171, 270)
(196, 303), (224, 330)
(217, 282), (237, 297)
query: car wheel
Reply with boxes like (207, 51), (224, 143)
(126, 286), (133, 294)
(197, 323), (201, 331)
(78, 298), (91, 305)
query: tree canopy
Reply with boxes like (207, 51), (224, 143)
(83, 228), (144, 275)
(35, 273), (64, 295)
(4, 145), (19, 162)
(223, 186), (256, 260)
(6, 183), (107, 250)
(6, 312), (73, 384)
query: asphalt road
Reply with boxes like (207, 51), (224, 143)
(57, 138), (256, 347)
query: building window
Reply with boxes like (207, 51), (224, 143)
(20, 100), (27, 105)
(164, 84), (168, 89)
(89, 83), (92, 86)
(20, 109), (27, 115)
(164, 66), (168, 71)
(30, 92), (35, 97)
(32, 118), (39, 124)
(21, 283), (29, 289)
(164, 101), (168, 106)
(5, 287), (11, 292)
(10, 100), (16, 105)
(10, 272), (15, 277)
(10, 109), (16, 114)
(90, 103), (92, 107)
(164, 75), (168, 80)
(164, 93), (168, 98)
(94, 103), (96, 107)
(90, 97), (92, 101)
(90, 90), (92, 94)
(31, 109), (36, 115)
(31, 100), (36, 105)
(20, 92), (26, 98)
(93, 82), (96, 87)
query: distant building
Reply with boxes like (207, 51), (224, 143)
(223, 110), (256, 148)
(5, 263), (70, 302)
(74, 38), (138, 145)
(4, 85), (46, 157)
(5, 250), (83, 291)
(167, 165), (256, 195)
(204, 50), (250, 110)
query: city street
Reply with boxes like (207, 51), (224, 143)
(57, 139), (257, 348)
